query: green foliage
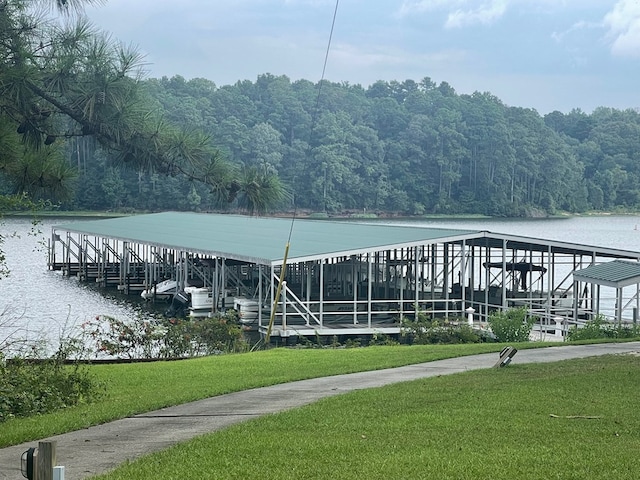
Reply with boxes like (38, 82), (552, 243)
(401, 311), (481, 344)
(233, 164), (290, 215)
(0, 310), (103, 424)
(0, 333), (103, 423)
(0, 357), (102, 422)
(488, 307), (535, 342)
(186, 185), (202, 211)
(368, 332), (399, 346)
(129, 75), (640, 217)
(287, 332), (398, 348)
(84, 312), (247, 359)
(567, 315), (640, 341)
(0, 1), (286, 216)
(344, 338), (362, 348)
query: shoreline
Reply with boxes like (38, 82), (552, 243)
(2, 209), (639, 221)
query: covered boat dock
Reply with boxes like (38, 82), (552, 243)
(48, 212), (640, 340)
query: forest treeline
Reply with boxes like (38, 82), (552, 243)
(65, 74), (640, 216)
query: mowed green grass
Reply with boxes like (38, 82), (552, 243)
(1, 343), (521, 447)
(94, 354), (640, 480)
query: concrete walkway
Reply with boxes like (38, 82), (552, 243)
(1, 342), (639, 479)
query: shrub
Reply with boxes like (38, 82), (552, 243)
(401, 311), (481, 345)
(0, 340), (103, 422)
(488, 307), (535, 343)
(84, 311), (247, 359)
(344, 338), (362, 348)
(567, 315), (640, 341)
(369, 332), (400, 346)
(86, 315), (160, 359)
(425, 323), (481, 344)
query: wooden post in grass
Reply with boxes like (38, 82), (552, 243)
(37, 441), (56, 480)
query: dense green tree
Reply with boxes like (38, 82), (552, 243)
(247, 122), (284, 172)
(1, 1), (287, 217)
(93, 74), (640, 215)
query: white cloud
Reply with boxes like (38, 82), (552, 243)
(604, 0), (640, 57)
(396, 0), (468, 18)
(396, 0), (610, 27)
(330, 42), (468, 71)
(283, 0), (335, 5)
(447, 0), (509, 28)
(551, 20), (602, 43)
(79, 0), (640, 112)
(397, 0), (510, 27)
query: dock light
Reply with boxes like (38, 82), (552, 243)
(494, 346), (517, 368)
(21, 447), (36, 480)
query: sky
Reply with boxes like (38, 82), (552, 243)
(82, 0), (640, 115)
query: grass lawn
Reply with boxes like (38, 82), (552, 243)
(1, 343), (525, 447)
(93, 354), (640, 480)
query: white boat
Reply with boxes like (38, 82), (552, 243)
(234, 297), (260, 324)
(141, 279), (178, 300)
(186, 287), (213, 317)
(185, 287), (237, 318)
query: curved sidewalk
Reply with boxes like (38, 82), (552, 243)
(1, 342), (639, 479)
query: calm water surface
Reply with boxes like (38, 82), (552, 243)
(383, 215), (640, 251)
(0, 217), (157, 351)
(1, 215), (640, 351)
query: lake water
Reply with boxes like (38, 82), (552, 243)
(0, 217), (161, 353)
(1, 215), (640, 352)
(383, 215), (640, 251)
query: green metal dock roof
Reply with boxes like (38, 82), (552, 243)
(573, 259), (640, 288)
(53, 212), (481, 265)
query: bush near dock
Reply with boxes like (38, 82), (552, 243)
(82, 311), (248, 360)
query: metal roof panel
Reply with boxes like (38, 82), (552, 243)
(573, 259), (640, 288)
(53, 212), (482, 265)
(53, 213), (640, 267)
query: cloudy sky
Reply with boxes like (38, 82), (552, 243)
(84, 0), (640, 114)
